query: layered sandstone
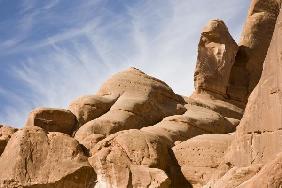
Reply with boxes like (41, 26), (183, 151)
(0, 0), (282, 187)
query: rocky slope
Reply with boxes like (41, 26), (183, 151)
(0, 0), (282, 187)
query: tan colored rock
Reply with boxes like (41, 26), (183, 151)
(25, 107), (77, 135)
(203, 164), (262, 188)
(89, 100), (237, 187)
(130, 165), (171, 188)
(224, 7), (282, 168)
(194, 19), (238, 96)
(0, 125), (17, 155)
(173, 134), (234, 187)
(227, 0), (281, 102)
(75, 68), (186, 149)
(208, 6), (282, 187)
(187, 93), (244, 120)
(68, 95), (116, 127)
(0, 126), (96, 188)
(238, 153), (282, 188)
(89, 129), (170, 187)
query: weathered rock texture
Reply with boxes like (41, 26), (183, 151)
(0, 127), (96, 188)
(194, 19), (238, 97)
(173, 134), (234, 188)
(1, 0), (282, 187)
(205, 1), (282, 187)
(227, 0), (281, 102)
(0, 125), (17, 155)
(25, 108), (77, 135)
(74, 67), (186, 150)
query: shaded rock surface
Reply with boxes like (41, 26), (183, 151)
(0, 125), (17, 155)
(25, 108), (77, 135)
(227, 0), (281, 102)
(0, 127), (96, 188)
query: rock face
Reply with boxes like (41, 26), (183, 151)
(224, 5), (282, 168)
(74, 67), (186, 150)
(0, 125), (17, 155)
(205, 2), (282, 187)
(194, 19), (238, 97)
(1, 0), (282, 187)
(0, 127), (96, 188)
(173, 134), (234, 188)
(25, 108), (77, 135)
(227, 0), (281, 102)
(68, 95), (116, 127)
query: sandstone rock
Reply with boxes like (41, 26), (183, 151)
(237, 153), (282, 188)
(224, 7), (282, 168)
(130, 165), (171, 188)
(0, 127), (96, 188)
(0, 125), (17, 155)
(89, 129), (170, 187)
(75, 68), (186, 149)
(173, 134), (234, 187)
(194, 19), (238, 96)
(227, 0), (281, 102)
(207, 5), (282, 187)
(203, 164), (262, 188)
(68, 95), (116, 127)
(89, 102), (236, 187)
(187, 93), (244, 120)
(25, 108), (77, 135)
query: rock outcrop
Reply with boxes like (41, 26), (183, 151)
(25, 108), (77, 135)
(194, 19), (238, 97)
(227, 0), (281, 102)
(0, 125), (17, 155)
(204, 1), (282, 187)
(173, 134), (234, 188)
(1, 0), (282, 187)
(74, 67), (186, 150)
(0, 127), (96, 188)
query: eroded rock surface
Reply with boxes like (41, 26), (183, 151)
(68, 95), (116, 127)
(194, 19), (238, 97)
(173, 134), (234, 188)
(25, 108), (77, 135)
(227, 0), (281, 102)
(75, 67), (186, 150)
(0, 127), (96, 188)
(0, 125), (17, 155)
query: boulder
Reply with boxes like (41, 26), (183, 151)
(89, 129), (171, 187)
(173, 134), (234, 187)
(194, 19), (238, 96)
(25, 108), (77, 135)
(0, 125), (17, 155)
(75, 68), (186, 149)
(227, 0), (281, 102)
(0, 127), (96, 188)
(68, 95), (116, 127)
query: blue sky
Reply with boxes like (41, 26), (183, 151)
(0, 0), (250, 127)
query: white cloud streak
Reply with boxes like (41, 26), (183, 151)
(0, 0), (250, 127)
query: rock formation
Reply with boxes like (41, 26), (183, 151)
(0, 125), (17, 155)
(194, 19), (238, 97)
(1, 0), (282, 187)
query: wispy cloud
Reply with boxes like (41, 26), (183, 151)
(0, 0), (250, 127)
